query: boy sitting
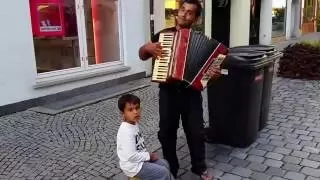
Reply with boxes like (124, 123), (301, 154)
(116, 94), (174, 180)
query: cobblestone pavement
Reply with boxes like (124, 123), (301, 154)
(1, 76), (320, 180)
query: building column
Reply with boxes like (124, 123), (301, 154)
(229, 0), (251, 47)
(204, 0), (212, 38)
(259, 0), (273, 44)
(285, 0), (293, 40)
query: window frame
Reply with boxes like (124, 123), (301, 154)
(33, 0), (126, 84)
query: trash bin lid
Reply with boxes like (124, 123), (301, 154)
(228, 51), (265, 59)
(227, 51), (268, 69)
(231, 45), (275, 52)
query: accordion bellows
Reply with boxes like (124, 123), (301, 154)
(152, 28), (228, 91)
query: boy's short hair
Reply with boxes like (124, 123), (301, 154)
(182, 0), (203, 17)
(118, 94), (140, 112)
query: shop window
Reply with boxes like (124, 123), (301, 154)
(272, 0), (286, 37)
(29, 0), (121, 74)
(84, 0), (120, 65)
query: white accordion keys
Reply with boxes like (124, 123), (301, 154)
(152, 32), (175, 82)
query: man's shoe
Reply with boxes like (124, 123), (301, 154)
(200, 170), (213, 180)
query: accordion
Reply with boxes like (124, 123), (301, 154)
(151, 28), (228, 91)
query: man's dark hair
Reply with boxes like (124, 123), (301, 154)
(182, 0), (203, 17)
(118, 94), (140, 112)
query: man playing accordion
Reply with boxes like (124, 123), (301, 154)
(139, 1), (221, 179)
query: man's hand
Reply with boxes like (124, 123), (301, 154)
(145, 42), (162, 59)
(149, 152), (158, 162)
(206, 65), (222, 79)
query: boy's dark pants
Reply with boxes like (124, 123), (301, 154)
(158, 84), (206, 177)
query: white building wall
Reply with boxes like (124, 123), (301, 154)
(0, 0), (150, 106)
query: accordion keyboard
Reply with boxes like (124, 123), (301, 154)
(152, 32), (175, 82)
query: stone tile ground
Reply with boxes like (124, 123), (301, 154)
(0, 33), (320, 180)
(1, 75), (320, 180)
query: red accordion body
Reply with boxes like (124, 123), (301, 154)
(152, 28), (228, 91)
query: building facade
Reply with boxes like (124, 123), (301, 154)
(0, 0), (315, 115)
(0, 0), (152, 114)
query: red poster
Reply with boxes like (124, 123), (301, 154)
(29, 0), (65, 37)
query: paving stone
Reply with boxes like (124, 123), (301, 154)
(231, 167), (252, 178)
(291, 150), (310, 158)
(284, 171), (306, 180)
(256, 144), (276, 152)
(248, 149), (267, 156)
(229, 158), (250, 168)
(282, 163), (302, 172)
(298, 135), (313, 141)
(294, 130), (309, 135)
(250, 172), (272, 180)
(308, 154), (320, 162)
(285, 144), (303, 151)
(265, 167), (286, 177)
(219, 173), (242, 180)
(270, 140), (286, 147)
(246, 155), (265, 163)
(214, 163), (234, 172)
(215, 155), (232, 163)
(306, 176), (319, 180)
(283, 156), (302, 165)
(302, 146), (320, 154)
(229, 151), (247, 160)
(270, 177), (288, 180)
(299, 141), (317, 147)
(274, 147), (292, 155)
(247, 162), (268, 172)
(301, 167), (320, 178)
(300, 159), (320, 168)
(264, 159), (283, 168)
(265, 152), (284, 161)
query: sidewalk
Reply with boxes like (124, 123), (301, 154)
(0, 33), (319, 180)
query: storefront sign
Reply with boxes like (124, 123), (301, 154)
(29, 0), (65, 37)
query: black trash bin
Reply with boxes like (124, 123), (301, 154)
(206, 50), (268, 148)
(228, 45), (283, 130)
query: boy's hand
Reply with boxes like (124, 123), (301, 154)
(149, 152), (158, 162)
(145, 42), (162, 59)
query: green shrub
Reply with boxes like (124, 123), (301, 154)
(299, 40), (320, 50)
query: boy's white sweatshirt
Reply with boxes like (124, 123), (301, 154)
(117, 122), (150, 177)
